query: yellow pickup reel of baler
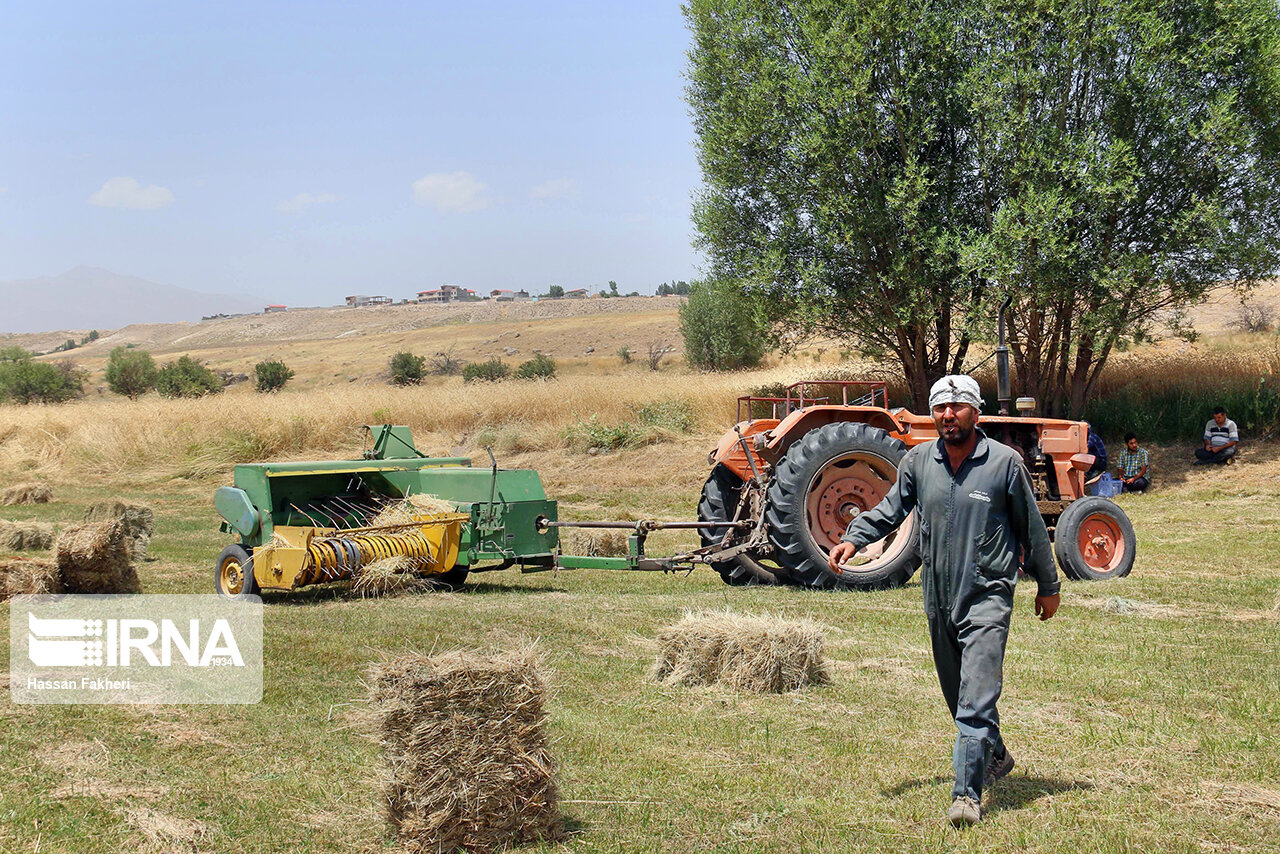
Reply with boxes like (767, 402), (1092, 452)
(250, 511), (469, 592)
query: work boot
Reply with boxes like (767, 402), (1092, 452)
(984, 748), (1014, 787)
(948, 796), (982, 827)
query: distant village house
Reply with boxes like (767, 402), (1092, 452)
(564, 288), (588, 299)
(264, 304), (287, 313)
(417, 284), (474, 304)
(346, 295), (392, 307)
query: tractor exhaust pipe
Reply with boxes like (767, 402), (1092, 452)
(996, 296), (1012, 416)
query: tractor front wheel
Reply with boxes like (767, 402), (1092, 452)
(215, 544), (259, 600)
(1053, 496), (1136, 580)
(765, 422), (919, 590)
(698, 464), (787, 585)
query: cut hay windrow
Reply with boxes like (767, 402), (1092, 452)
(0, 520), (57, 551)
(54, 520), (141, 594)
(82, 501), (155, 561)
(1, 482), (52, 505)
(351, 556), (428, 598)
(369, 649), (561, 854)
(650, 609), (832, 693)
(0, 557), (61, 600)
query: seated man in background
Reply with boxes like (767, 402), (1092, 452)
(1116, 432), (1150, 493)
(1084, 423), (1107, 481)
(1195, 406), (1239, 464)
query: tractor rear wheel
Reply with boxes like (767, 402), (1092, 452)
(215, 544), (259, 600)
(765, 422), (919, 590)
(698, 464), (787, 585)
(1053, 496), (1136, 580)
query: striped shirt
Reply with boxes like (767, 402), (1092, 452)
(1204, 418), (1239, 448)
(1117, 447), (1149, 479)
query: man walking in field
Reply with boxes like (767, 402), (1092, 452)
(827, 375), (1060, 827)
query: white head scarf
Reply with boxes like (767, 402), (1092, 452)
(928, 375), (983, 410)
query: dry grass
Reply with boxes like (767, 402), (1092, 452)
(350, 556), (428, 598)
(649, 609), (832, 693)
(54, 519), (140, 594)
(1, 481), (52, 504)
(368, 648), (561, 854)
(0, 557), (60, 599)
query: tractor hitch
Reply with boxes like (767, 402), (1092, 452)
(537, 516), (755, 573)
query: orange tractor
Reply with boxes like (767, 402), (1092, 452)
(697, 379), (1136, 590)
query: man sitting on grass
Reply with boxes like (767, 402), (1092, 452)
(1116, 432), (1150, 493)
(1194, 406), (1239, 465)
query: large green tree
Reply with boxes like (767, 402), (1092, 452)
(686, 0), (1280, 414)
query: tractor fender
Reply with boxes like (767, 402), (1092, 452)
(707, 407), (910, 484)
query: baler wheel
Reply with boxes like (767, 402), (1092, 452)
(765, 422), (919, 590)
(215, 544), (259, 600)
(698, 465), (787, 585)
(1053, 496), (1136, 580)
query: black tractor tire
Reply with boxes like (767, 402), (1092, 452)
(765, 422), (919, 590)
(698, 464), (788, 585)
(1053, 496), (1136, 581)
(214, 544), (259, 600)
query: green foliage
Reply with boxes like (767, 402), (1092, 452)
(679, 278), (772, 370)
(547, 284), (564, 298)
(635, 398), (696, 433)
(617, 346), (633, 364)
(0, 357), (84, 404)
(156, 355), (224, 399)
(608, 280), (619, 297)
(254, 359), (294, 393)
(54, 339), (76, 353)
(656, 281), (691, 296)
(462, 357), (510, 383)
(685, 0), (1280, 413)
(0, 346), (31, 363)
(389, 351), (426, 386)
(80, 330), (99, 345)
(104, 346), (158, 398)
(514, 353), (556, 380)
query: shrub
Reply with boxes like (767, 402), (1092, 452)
(463, 358), (510, 383)
(429, 349), (463, 376)
(156, 356), (224, 399)
(635, 398), (696, 432)
(617, 347), (632, 364)
(563, 415), (644, 452)
(679, 278), (773, 370)
(514, 353), (556, 380)
(0, 357), (84, 404)
(104, 346), (157, 399)
(254, 359), (294, 393)
(389, 351), (427, 386)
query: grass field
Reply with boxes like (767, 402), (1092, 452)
(0, 362), (1278, 853)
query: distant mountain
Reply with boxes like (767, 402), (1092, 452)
(0, 267), (268, 333)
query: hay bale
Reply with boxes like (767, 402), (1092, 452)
(0, 520), (56, 551)
(0, 557), (61, 599)
(1, 482), (52, 505)
(650, 610), (831, 693)
(82, 501), (154, 561)
(54, 520), (141, 594)
(369, 649), (561, 854)
(351, 556), (428, 598)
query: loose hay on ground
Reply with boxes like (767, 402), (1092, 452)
(1, 482), (51, 505)
(0, 520), (56, 551)
(649, 609), (832, 693)
(83, 501), (155, 561)
(55, 520), (141, 594)
(368, 649), (561, 854)
(0, 557), (61, 599)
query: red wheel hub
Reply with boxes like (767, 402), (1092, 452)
(806, 455), (896, 551)
(1077, 513), (1126, 572)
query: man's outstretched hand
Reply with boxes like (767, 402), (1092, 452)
(1034, 594), (1060, 621)
(827, 541), (858, 575)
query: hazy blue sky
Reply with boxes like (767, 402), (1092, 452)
(0, 2), (702, 303)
